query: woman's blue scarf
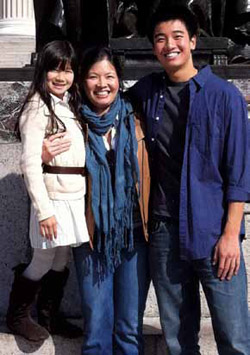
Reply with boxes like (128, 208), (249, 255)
(81, 94), (139, 269)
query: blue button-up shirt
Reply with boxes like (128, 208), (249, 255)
(129, 65), (250, 260)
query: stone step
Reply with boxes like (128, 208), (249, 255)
(0, 317), (217, 355)
(0, 35), (35, 68)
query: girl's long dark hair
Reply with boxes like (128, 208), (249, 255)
(17, 40), (81, 137)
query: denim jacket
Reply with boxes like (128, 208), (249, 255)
(129, 65), (250, 260)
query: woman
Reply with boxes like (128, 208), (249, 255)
(43, 46), (150, 354)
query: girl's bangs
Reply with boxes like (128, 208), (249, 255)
(46, 54), (74, 72)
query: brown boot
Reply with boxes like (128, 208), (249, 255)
(6, 264), (50, 342)
(37, 268), (82, 338)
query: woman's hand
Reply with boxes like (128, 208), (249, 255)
(42, 132), (72, 163)
(39, 216), (57, 240)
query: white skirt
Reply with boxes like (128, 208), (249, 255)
(29, 197), (90, 249)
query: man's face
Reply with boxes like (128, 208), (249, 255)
(153, 19), (196, 77)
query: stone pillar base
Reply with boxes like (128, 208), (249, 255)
(0, 35), (35, 67)
(0, 19), (35, 36)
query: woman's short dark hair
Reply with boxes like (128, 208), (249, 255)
(147, 4), (199, 44)
(79, 46), (123, 93)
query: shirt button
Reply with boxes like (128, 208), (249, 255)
(160, 95), (164, 99)
(155, 116), (159, 121)
(151, 138), (155, 142)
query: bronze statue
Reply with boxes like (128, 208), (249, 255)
(33, 0), (83, 52)
(33, 0), (250, 52)
(223, 0), (250, 45)
(33, 0), (111, 52)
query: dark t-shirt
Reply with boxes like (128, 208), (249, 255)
(152, 79), (189, 220)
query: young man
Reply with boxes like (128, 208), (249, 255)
(129, 4), (250, 355)
(41, 4), (249, 353)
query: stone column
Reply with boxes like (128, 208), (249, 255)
(0, 0), (35, 36)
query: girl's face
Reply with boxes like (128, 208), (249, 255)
(46, 61), (74, 99)
(83, 58), (119, 115)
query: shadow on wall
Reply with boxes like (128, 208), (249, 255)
(0, 173), (82, 327)
(0, 173), (31, 319)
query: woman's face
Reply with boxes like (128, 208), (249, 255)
(83, 58), (119, 115)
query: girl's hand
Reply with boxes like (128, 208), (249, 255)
(39, 216), (57, 240)
(42, 132), (72, 163)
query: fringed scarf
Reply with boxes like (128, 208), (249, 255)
(81, 94), (139, 270)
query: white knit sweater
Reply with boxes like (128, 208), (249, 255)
(20, 93), (86, 221)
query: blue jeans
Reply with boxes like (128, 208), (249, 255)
(149, 219), (250, 355)
(73, 227), (150, 355)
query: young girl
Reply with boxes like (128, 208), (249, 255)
(6, 40), (88, 341)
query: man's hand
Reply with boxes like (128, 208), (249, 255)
(213, 232), (240, 281)
(39, 216), (57, 240)
(213, 201), (244, 281)
(42, 132), (71, 164)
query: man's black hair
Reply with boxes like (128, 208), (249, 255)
(147, 4), (199, 44)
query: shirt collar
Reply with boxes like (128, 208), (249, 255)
(161, 65), (212, 90)
(44, 91), (74, 118)
(191, 65), (212, 88)
(50, 92), (70, 106)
